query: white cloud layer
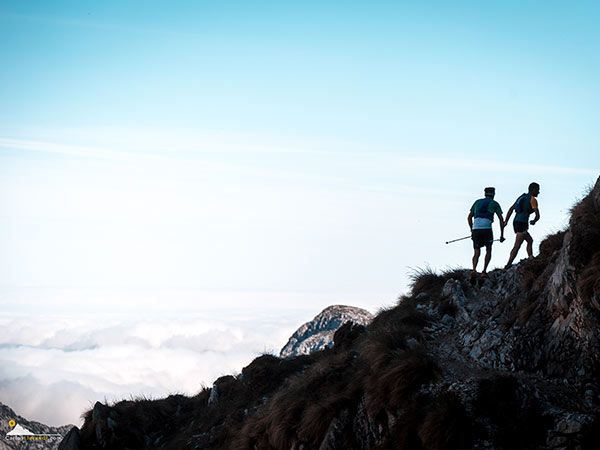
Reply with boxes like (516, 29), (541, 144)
(0, 308), (322, 427)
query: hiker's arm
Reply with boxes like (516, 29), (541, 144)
(530, 208), (540, 225)
(504, 205), (514, 225)
(496, 212), (506, 241)
(467, 211), (474, 231)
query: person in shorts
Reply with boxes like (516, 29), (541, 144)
(504, 182), (541, 268)
(468, 187), (506, 281)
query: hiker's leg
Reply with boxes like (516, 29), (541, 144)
(525, 232), (534, 257)
(506, 233), (525, 267)
(472, 248), (481, 272)
(483, 244), (492, 273)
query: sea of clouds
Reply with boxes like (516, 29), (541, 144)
(0, 308), (309, 427)
(0, 289), (387, 427)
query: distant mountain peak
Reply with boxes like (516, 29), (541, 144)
(280, 304), (373, 358)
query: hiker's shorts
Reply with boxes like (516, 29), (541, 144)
(513, 220), (529, 233)
(472, 229), (493, 249)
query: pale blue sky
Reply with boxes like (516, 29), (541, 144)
(0, 1), (598, 308)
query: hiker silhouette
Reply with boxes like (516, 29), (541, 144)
(467, 187), (506, 282)
(504, 182), (541, 269)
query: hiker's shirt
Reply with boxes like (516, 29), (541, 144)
(514, 194), (538, 223)
(471, 198), (503, 230)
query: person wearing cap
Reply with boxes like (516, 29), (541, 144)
(467, 187), (506, 281)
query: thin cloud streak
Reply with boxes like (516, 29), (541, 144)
(1, 136), (594, 178)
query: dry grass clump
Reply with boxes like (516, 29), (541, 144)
(234, 296), (439, 449)
(440, 267), (468, 282)
(205, 352), (321, 448)
(519, 231), (566, 293)
(519, 256), (552, 295)
(333, 321), (367, 352)
(379, 391), (472, 450)
(538, 230), (566, 259)
(409, 266), (447, 298)
(363, 345), (437, 417)
(570, 190), (600, 270)
(80, 393), (205, 449)
(80, 352), (320, 450)
(232, 351), (360, 450)
(240, 353), (315, 395)
(409, 266), (468, 300)
(569, 183), (600, 306)
(368, 297), (428, 337)
(360, 292), (438, 417)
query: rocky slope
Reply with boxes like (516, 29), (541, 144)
(280, 305), (373, 358)
(61, 175), (600, 449)
(0, 402), (73, 450)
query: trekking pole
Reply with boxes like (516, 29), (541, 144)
(445, 235), (471, 244)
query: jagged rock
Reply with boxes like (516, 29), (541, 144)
(442, 279), (470, 321)
(207, 385), (219, 405)
(57, 427), (81, 450)
(91, 401), (111, 447)
(208, 375), (236, 406)
(280, 305), (373, 358)
(208, 375), (237, 405)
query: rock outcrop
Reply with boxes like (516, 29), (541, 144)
(280, 305), (373, 358)
(61, 176), (600, 449)
(0, 402), (73, 450)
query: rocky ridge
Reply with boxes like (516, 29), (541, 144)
(60, 175), (600, 449)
